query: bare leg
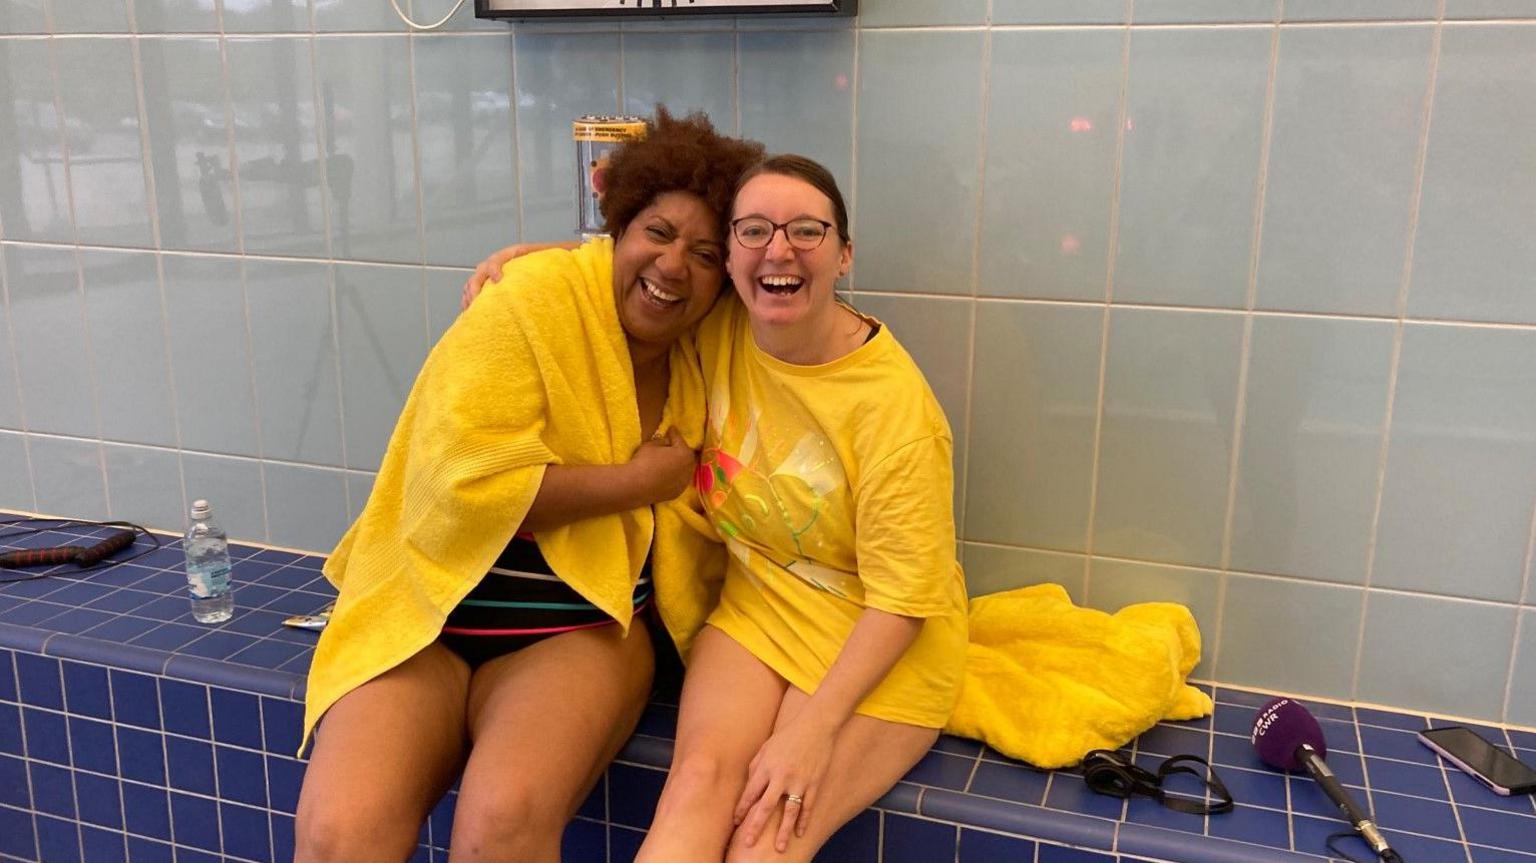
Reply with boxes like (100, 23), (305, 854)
(446, 622), (655, 863)
(295, 642), (471, 863)
(634, 627), (787, 863)
(725, 687), (938, 863)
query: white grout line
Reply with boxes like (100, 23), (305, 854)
(954, 23), (992, 539)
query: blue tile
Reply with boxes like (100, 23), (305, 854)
(1, 703), (25, 756)
(0, 802), (37, 859)
(251, 549), (304, 567)
(16, 652), (63, 709)
(1358, 725), (1438, 765)
(1371, 790), (1461, 840)
(1038, 845), (1116, 863)
(1210, 733), (1275, 774)
(608, 764), (665, 829)
(166, 655), (297, 699)
(819, 809), (878, 862)
(159, 680), (211, 739)
(129, 624), (205, 652)
(1134, 724), (1211, 757)
(236, 583), (295, 610)
(261, 590), (338, 615)
(577, 775), (604, 821)
(23, 706), (70, 764)
(69, 716), (118, 775)
(179, 631), (262, 661)
(211, 689), (264, 749)
(1365, 757), (1447, 799)
(1460, 806), (1536, 855)
(561, 818), (606, 862)
(216, 745), (269, 807)
(45, 582), (120, 607)
(0, 652), (15, 701)
(960, 829), (1037, 862)
(131, 594), (196, 622)
(229, 638), (310, 669)
(1356, 706), (1427, 731)
(221, 801), (272, 862)
(177, 850), (221, 863)
(1125, 794), (1207, 832)
(123, 786), (171, 842)
(262, 697), (304, 755)
(1207, 803), (1289, 847)
(109, 671), (161, 730)
(75, 772), (123, 829)
(225, 608), (293, 637)
(1044, 774), (1126, 821)
(166, 737), (216, 795)
(81, 825), (126, 863)
(1217, 766), (1288, 810)
(170, 791), (221, 852)
(82, 589), (160, 615)
(969, 760), (1050, 805)
(0, 753), (28, 807)
(116, 727), (166, 786)
(127, 836), (174, 863)
(30, 760), (76, 818)
(903, 750), (975, 791)
(610, 825), (644, 863)
(37, 812), (82, 863)
(882, 814), (957, 863)
(61, 661), (112, 720)
(272, 812), (297, 863)
(934, 735), (984, 758)
(922, 788), (1116, 851)
(267, 755), (307, 812)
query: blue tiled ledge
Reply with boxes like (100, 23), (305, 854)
(4, 518), (1536, 863)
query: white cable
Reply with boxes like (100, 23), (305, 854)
(388, 0), (471, 30)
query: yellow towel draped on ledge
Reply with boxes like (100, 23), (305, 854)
(300, 238), (707, 753)
(943, 582), (1213, 769)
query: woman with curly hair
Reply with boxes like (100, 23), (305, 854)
(294, 107), (763, 863)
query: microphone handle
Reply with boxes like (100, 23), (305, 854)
(1298, 745), (1393, 856)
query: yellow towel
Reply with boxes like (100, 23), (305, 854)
(943, 583), (1212, 769)
(301, 237), (707, 752)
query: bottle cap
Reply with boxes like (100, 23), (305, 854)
(191, 499), (211, 518)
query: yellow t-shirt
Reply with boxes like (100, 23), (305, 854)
(695, 299), (968, 729)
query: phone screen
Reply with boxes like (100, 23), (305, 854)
(1420, 727), (1536, 794)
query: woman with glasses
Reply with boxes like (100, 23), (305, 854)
(467, 154), (966, 862)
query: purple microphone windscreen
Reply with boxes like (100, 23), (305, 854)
(1251, 697), (1327, 772)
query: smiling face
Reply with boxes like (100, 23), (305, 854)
(611, 191), (726, 355)
(727, 172), (852, 332)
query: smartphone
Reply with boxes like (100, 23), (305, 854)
(1418, 726), (1536, 796)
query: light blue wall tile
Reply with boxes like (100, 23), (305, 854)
(222, 0), (313, 33)
(334, 263), (428, 470)
(979, 29), (1123, 302)
(0, 39), (74, 242)
(961, 543), (1086, 604)
(314, 0), (406, 30)
(966, 301), (1100, 552)
(5, 245), (96, 438)
(345, 469), (374, 520)
(1216, 575), (1363, 699)
(133, 0), (221, 32)
(1409, 25), (1536, 325)
(226, 37), (328, 257)
(315, 36), (421, 264)
(1229, 316), (1393, 585)
(855, 31), (983, 296)
(1094, 308), (1243, 568)
(162, 255), (260, 457)
(262, 462), (347, 552)
(739, 29), (854, 189)
(103, 444), (184, 532)
(1358, 592), (1515, 720)
(857, 0), (986, 26)
(79, 249), (177, 447)
(140, 38), (238, 253)
(414, 33), (519, 268)
(0, 2), (48, 32)
(1256, 25), (1433, 317)
(244, 259), (343, 465)
(1446, 1), (1536, 18)
(621, 32), (734, 127)
(1114, 27), (1271, 309)
(854, 293), (970, 524)
(1509, 611), (1536, 726)
(181, 453), (265, 542)
(1373, 325), (1536, 603)
(54, 38), (153, 247)
(1087, 557), (1220, 678)
(1282, 1), (1438, 20)
(412, 0), (505, 31)
(0, 431), (35, 511)
(0, 260), (21, 429)
(992, 0), (1126, 24)
(1132, 0), (1276, 23)
(49, 0), (130, 32)
(29, 436), (107, 521)
(513, 33), (620, 242)
(424, 267), (464, 344)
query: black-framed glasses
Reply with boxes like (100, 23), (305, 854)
(730, 217), (835, 251)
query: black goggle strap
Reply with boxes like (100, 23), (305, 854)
(1081, 749), (1235, 816)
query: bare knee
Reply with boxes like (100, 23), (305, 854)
(449, 785), (567, 862)
(296, 801), (420, 863)
(663, 751), (744, 806)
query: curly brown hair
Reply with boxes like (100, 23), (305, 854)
(600, 106), (766, 240)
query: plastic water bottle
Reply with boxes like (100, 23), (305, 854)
(184, 499), (234, 623)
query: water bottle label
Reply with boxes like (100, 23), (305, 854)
(187, 564), (231, 599)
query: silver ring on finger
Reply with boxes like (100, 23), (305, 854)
(784, 793), (804, 805)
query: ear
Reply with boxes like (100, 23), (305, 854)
(838, 239), (853, 279)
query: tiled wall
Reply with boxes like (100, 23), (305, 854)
(0, 0), (1533, 724)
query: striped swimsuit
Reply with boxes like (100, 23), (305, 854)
(439, 532), (652, 668)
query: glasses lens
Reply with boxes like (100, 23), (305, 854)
(734, 218), (774, 248)
(786, 220), (829, 249)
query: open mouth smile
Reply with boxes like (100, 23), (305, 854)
(758, 274), (805, 296)
(640, 276), (684, 309)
